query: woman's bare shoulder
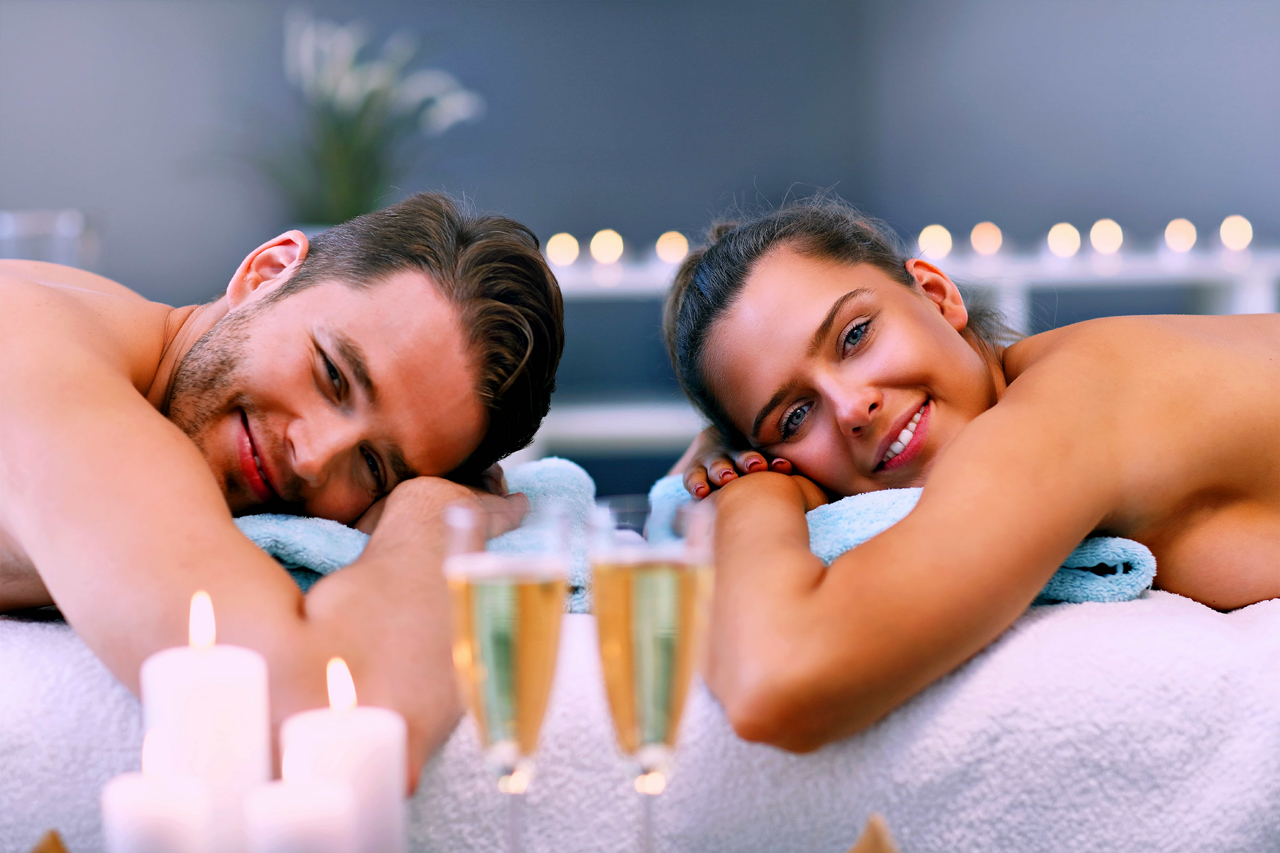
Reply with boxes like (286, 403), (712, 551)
(1001, 314), (1279, 385)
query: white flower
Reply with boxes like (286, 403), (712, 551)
(421, 89), (487, 136)
(284, 6), (484, 133)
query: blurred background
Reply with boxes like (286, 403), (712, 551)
(3, 0), (1277, 494)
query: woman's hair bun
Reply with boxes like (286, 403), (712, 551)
(706, 219), (741, 243)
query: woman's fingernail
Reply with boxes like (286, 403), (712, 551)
(694, 485), (709, 498)
(745, 459), (764, 473)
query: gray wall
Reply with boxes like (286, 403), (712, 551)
(2, 0), (1277, 304)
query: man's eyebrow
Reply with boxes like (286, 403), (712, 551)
(387, 445), (418, 484)
(332, 331), (376, 403)
(807, 288), (871, 358)
(751, 380), (799, 443)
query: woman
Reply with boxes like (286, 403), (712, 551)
(664, 199), (1280, 752)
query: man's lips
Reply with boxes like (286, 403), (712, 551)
(877, 399), (931, 473)
(237, 411), (276, 503)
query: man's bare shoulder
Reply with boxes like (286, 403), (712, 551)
(0, 259), (146, 299)
(1, 264), (173, 394)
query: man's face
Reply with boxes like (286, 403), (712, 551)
(168, 270), (486, 522)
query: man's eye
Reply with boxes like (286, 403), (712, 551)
(361, 447), (385, 491)
(322, 353), (341, 392)
(780, 402), (810, 439)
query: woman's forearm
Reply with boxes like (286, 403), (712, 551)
(706, 473), (831, 743)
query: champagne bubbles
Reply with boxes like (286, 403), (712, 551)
(545, 233), (580, 266)
(969, 222), (1003, 256)
(917, 224), (952, 260)
(655, 231), (689, 264)
(1219, 215), (1252, 251)
(590, 229), (625, 264)
(1164, 219), (1197, 253)
(1089, 219), (1123, 255)
(1046, 223), (1081, 258)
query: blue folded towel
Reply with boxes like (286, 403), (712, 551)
(234, 458), (597, 611)
(648, 476), (1155, 605)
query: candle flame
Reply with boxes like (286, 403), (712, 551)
(327, 657), (357, 711)
(189, 591), (215, 649)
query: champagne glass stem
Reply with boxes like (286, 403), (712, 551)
(506, 791), (525, 853)
(641, 790), (655, 853)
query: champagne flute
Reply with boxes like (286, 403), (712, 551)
(444, 503), (569, 853)
(590, 496), (714, 853)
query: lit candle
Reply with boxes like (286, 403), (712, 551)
(139, 592), (270, 853)
(243, 779), (357, 853)
(101, 733), (212, 853)
(279, 658), (407, 853)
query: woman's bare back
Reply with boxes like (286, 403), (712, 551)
(1002, 313), (1280, 609)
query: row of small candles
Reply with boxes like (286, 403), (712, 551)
(914, 215), (1254, 260)
(544, 214), (1257, 269)
(101, 592), (406, 853)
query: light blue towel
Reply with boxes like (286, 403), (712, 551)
(234, 458), (597, 611)
(648, 476), (1155, 605)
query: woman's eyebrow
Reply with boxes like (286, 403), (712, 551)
(752, 380), (800, 442)
(807, 288), (870, 357)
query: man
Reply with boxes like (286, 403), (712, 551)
(0, 193), (563, 786)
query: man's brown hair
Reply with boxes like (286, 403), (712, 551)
(269, 192), (564, 479)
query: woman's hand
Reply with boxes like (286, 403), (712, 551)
(716, 469), (830, 514)
(672, 427), (794, 499)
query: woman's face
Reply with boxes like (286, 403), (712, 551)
(703, 248), (1002, 496)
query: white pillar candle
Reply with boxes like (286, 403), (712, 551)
(101, 772), (211, 853)
(243, 780), (358, 853)
(139, 592), (270, 853)
(279, 658), (407, 853)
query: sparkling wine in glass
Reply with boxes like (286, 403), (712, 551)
(445, 504), (569, 853)
(590, 496), (714, 852)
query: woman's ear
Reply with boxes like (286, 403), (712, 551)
(225, 230), (310, 310)
(904, 258), (968, 333)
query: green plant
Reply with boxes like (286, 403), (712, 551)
(264, 8), (485, 225)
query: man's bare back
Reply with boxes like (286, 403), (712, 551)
(0, 195), (564, 787)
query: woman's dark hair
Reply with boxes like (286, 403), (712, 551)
(663, 196), (1012, 448)
(268, 192), (564, 479)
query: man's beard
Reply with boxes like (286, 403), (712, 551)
(166, 308), (254, 452)
(166, 306), (299, 512)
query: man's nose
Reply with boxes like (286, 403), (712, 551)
(287, 411), (361, 488)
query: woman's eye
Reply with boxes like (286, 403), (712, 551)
(842, 320), (870, 355)
(780, 402), (811, 439)
(361, 447), (385, 491)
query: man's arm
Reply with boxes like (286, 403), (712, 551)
(0, 308), (484, 787)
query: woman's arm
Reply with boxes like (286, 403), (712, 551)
(706, 367), (1118, 752)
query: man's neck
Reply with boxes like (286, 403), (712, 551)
(146, 297), (230, 413)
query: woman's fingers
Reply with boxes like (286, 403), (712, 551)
(769, 457), (793, 474)
(706, 456), (739, 487)
(734, 450), (768, 474)
(684, 465), (712, 499)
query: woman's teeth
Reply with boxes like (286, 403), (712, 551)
(882, 404), (926, 464)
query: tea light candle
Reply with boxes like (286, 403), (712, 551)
(140, 592), (270, 853)
(101, 759), (211, 853)
(243, 780), (357, 853)
(279, 658), (407, 853)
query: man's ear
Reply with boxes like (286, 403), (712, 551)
(225, 231), (310, 310)
(904, 258), (968, 333)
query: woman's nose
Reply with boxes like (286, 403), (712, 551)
(287, 412), (360, 488)
(821, 376), (881, 435)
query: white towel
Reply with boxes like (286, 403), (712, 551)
(4, 593), (1280, 852)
